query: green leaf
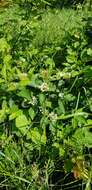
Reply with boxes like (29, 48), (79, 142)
(45, 58), (55, 70)
(59, 147), (65, 156)
(27, 128), (46, 145)
(65, 159), (73, 172)
(83, 67), (92, 78)
(18, 88), (31, 100)
(45, 101), (52, 108)
(28, 108), (35, 120)
(9, 110), (22, 121)
(53, 143), (65, 156)
(39, 93), (45, 105)
(0, 38), (10, 52)
(18, 73), (31, 86)
(73, 127), (92, 148)
(3, 55), (12, 64)
(65, 94), (75, 102)
(58, 99), (65, 114)
(16, 114), (29, 128)
(87, 48), (92, 56)
(30, 128), (41, 144)
(8, 82), (18, 91)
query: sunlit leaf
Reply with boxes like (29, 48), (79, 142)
(16, 114), (29, 128)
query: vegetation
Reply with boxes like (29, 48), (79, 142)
(0, 0), (92, 189)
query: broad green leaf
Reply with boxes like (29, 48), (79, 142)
(30, 128), (41, 144)
(9, 102), (19, 111)
(17, 127), (28, 135)
(18, 88), (31, 100)
(9, 110), (22, 121)
(16, 114), (29, 128)
(27, 128), (46, 145)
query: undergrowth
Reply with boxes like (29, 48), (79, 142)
(0, 0), (92, 190)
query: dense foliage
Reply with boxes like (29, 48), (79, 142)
(0, 0), (92, 190)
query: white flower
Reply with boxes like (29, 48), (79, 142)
(40, 83), (49, 92)
(32, 96), (37, 105)
(49, 112), (57, 122)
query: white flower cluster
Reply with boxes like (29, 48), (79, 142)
(40, 82), (49, 92)
(31, 96), (37, 105)
(49, 112), (57, 122)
